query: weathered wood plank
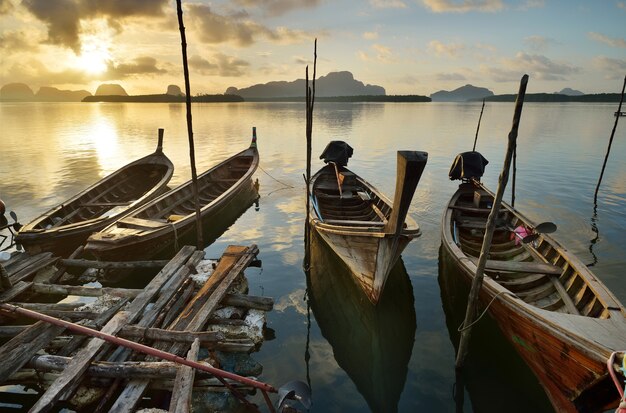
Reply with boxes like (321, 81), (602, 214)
(28, 246), (197, 413)
(49, 245), (84, 283)
(222, 293), (273, 311)
(31, 282), (142, 298)
(59, 258), (170, 269)
(0, 281), (32, 303)
(0, 320), (65, 381)
(169, 338), (200, 413)
(9, 253), (58, 284)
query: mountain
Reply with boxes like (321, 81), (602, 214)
(95, 84), (128, 96)
(556, 87), (584, 96)
(0, 83), (35, 100)
(225, 71), (385, 98)
(166, 85), (184, 96)
(36, 87), (91, 102)
(430, 84), (494, 102)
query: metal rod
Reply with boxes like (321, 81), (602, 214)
(0, 303), (277, 393)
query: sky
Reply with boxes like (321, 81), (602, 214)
(0, 0), (625, 96)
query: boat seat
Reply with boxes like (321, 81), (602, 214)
(322, 219), (385, 227)
(118, 216), (167, 230)
(468, 256), (562, 275)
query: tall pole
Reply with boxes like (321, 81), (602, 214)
(455, 74), (529, 369)
(472, 99), (485, 152)
(176, 0), (203, 250)
(304, 39), (317, 266)
(594, 75), (626, 204)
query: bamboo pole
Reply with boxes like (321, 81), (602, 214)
(472, 98), (485, 152)
(455, 74), (529, 369)
(176, 0), (203, 250)
(304, 39), (317, 267)
(594, 75), (626, 204)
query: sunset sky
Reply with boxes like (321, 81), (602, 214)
(1, 0), (625, 96)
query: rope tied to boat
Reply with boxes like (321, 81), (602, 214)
(457, 291), (516, 332)
(607, 352), (626, 412)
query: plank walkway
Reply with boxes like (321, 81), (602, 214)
(0, 244), (273, 412)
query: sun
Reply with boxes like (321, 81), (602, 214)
(77, 34), (111, 75)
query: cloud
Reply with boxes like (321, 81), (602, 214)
(0, 30), (41, 52)
(499, 52), (581, 81)
(428, 40), (464, 57)
(21, 0), (168, 52)
(517, 0), (544, 10)
(188, 4), (313, 46)
(231, 0), (322, 16)
(358, 43), (395, 63)
(436, 72), (467, 81)
(105, 56), (167, 79)
(363, 31), (379, 40)
(188, 53), (250, 77)
(0, 0), (14, 14)
(4, 58), (91, 85)
(370, 0), (408, 8)
(588, 32), (626, 48)
(421, 0), (504, 13)
(524, 35), (557, 51)
(593, 56), (626, 79)
(618, 2), (626, 10)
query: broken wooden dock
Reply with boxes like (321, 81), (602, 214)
(0, 244), (274, 412)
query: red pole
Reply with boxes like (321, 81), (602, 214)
(0, 303), (277, 393)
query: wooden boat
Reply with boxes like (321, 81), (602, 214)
(441, 152), (626, 412)
(85, 130), (259, 262)
(15, 131), (174, 257)
(306, 229), (415, 412)
(308, 141), (427, 303)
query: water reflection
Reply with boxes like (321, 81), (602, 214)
(305, 230), (416, 412)
(437, 246), (553, 413)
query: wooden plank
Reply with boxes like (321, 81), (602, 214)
(0, 281), (32, 303)
(0, 321), (64, 381)
(31, 283), (142, 298)
(118, 216), (167, 229)
(119, 326), (223, 344)
(322, 219), (384, 226)
(59, 258), (169, 269)
(222, 293), (274, 311)
(9, 253), (58, 284)
(28, 246), (197, 413)
(169, 338), (200, 413)
(467, 256), (562, 275)
(49, 245), (84, 283)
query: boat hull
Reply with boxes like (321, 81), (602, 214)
(312, 223), (413, 303)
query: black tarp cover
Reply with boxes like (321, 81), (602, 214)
(449, 151), (489, 181)
(319, 141), (354, 167)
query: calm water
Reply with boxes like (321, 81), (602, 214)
(1, 101), (625, 412)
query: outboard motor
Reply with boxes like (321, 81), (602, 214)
(320, 141), (353, 166)
(448, 151), (489, 181)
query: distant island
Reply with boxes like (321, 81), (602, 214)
(476, 93), (622, 103)
(226, 71), (386, 99)
(0, 83), (91, 102)
(430, 84), (494, 102)
(83, 94), (244, 103)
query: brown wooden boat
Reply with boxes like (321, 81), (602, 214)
(16, 130), (174, 257)
(85, 130), (259, 261)
(308, 141), (427, 303)
(441, 155), (626, 412)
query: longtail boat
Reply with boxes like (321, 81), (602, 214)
(85, 129), (259, 261)
(441, 152), (626, 412)
(306, 229), (416, 412)
(308, 141), (427, 303)
(16, 130), (174, 257)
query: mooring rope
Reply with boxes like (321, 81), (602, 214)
(258, 165), (296, 196)
(457, 290), (515, 332)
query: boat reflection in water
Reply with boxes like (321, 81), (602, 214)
(306, 230), (416, 413)
(438, 246), (553, 413)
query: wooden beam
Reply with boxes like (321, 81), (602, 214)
(59, 258), (170, 269)
(31, 282), (142, 298)
(169, 338), (200, 413)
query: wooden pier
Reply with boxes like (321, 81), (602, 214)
(0, 244), (273, 412)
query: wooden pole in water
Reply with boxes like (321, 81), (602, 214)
(594, 75), (626, 204)
(472, 99), (485, 152)
(176, 0), (203, 250)
(455, 74), (529, 369)
(304, 39), (317, 264)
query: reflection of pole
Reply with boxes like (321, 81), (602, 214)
(456, 75), (528, 369)
(176, 0), (203, 250)
(594, 75), (626, 204)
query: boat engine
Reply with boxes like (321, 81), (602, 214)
(448, 151), (489, 182)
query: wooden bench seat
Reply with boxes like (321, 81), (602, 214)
(468, 256), (562, 275)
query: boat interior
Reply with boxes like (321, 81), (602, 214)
(451, 184), (611, 319)
(313, 164), (391, 226)
(36, 164), (171, 229)
(121, 154), (255, 226)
